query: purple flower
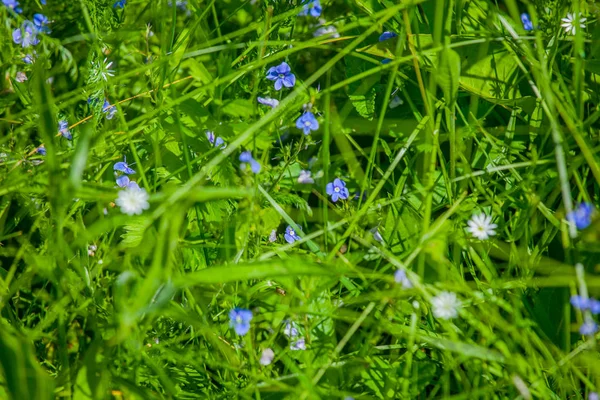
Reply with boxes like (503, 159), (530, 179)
(379, 31), (397, 41)
(2, 0), (21, 13)
(33, 14), (50, 34)
(116, 175), (139, 189)
(580, 319), (598, 336)
(114, 156), (135, 175)
(298, 0), (321, 17)
(590, 299), (600, 315)
(568, 202), (594, 230)
(13, 21), (40, 48)
(521, 13), (533, 31)
(590, 393), (599, 400)
(257, 97), (279, 108)
(295, 112), (319, 135)
(298, 170), (314, 184)
(239, 151), (261, 174)
(229, 308), (253, 336)
(58, 120), (72, 140)
(283, 320), (299, 337)
(36, 145), (46, 155)
(266, 62), (296, 91)
(326, 178), (349, 202)
(571, 295), (590, 310)
(103, 100), (118, 120)
(114, 0), (126, 8)
(290, 337), (306, 350)
(23, 53), (36, 64)
(394, 269), (412, 289)
(206, 131), (226, 149)
(284, 225), (301, 244)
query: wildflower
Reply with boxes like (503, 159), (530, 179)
(579, 318), (598, 336)
(13, 21), (40, 48)
(88, 244), (97, 256)
(520, 13), (533, 31)
(381, 58), (392, 65)
(268, 229), (277, 242)
(36, 146), (46, 155)
(326, 178), (349, 202)
(568, 202), (594, 230)
(590, 393), (599, 400)
(314, 25), (339, 38)
(466, 213), (497, 240)
(298, 170), (314, 184)
(239, 151), (261, 174)
(229, 308), (253, 336)
(58, 120), (72, 140)
(116, 185), (150, 215)
(95, 58), (115, 82)
(283, 320), (299, 337)
(571, 295), (590, 310)
(33, 14), (50, 34)
(15, 72), (27, 82)
(371, 227), (383, 243)
(266, 62), (296, 91)
(102, 100), (118, 120)
(394, 269), (413, 289)
(284, 226), (301, 244)
(590, 299), (600, 315)
(113, 0), (126, 8)
(389, 95), (403, 109)
(379, 31), (397, 41)
(561, 12), (586, 35)
(2, 0), (21, 13)
(257, 97), (279, 108)
(23, 53), (36, 64)
(290, 338), (306, 350)
(298, 0), (321, 17)
(116, 175), (139, 189)
(260, 348), (275, 366)
(114, 156), (135, 174)
(431, 291), (461, 320)
(296, 112), (319, 135)
(206, 131), (226, 149)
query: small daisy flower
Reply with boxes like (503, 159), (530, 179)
(229, 308), (253, 336)
(58, 120), (72, 140)
(298, 0), (321, 17)
(431, 291), (461, 320)
(284, 226), (301, 244)
(394, 269), (412, 289)
(116, 185), (150, 215)
(466, 213), (497, 240)
(326, 178), (349, 202)
(298, 170), (314, 184)
(257, 97), (279, 108)
(296, 111), (319, 135)
(561, 12), (586, 35)
(568, 202), (594, 230)
(260, 348), (275, 366)
(266, 62), (296, 91)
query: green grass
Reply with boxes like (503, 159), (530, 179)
(1, 0), (600, 398)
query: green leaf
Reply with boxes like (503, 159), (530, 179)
(437, 48), (461, 107)
(345, 57), (379, 120)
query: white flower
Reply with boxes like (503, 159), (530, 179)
(389, 95), (403, 109)
(259, 348), (275, 366)
(561, 13), (586, 35)
(371, 227), (383, 243)
(116, 186), (150, 215)
(466, 213), (497, 240)
(394, 269), (412, 289)
(15, 71), (27, 82)
(298, 170), (314, 184)
(431, 291), (461, 320)
(268, 229), (277, 242)
(93, 58), (115, 82)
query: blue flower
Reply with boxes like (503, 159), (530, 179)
(206, 131), (226, 149)
(239, 151), (261, 174)
(113, 0), (126, 8)
(23, 53), (35, 64)
(326, 178), (349, 202)
(257, 97), (279, 108)
(394, 269), (412, 289)
(290, 338), (306, 350)
(298, 0), (321, 17)
(266, 62), (296, 91)
(103, 100), (118, 120)
(33, 14), (51, 34)
(116, 175), (139, 189)
(36, 145), (46, 155)
(568, 202), (594, 230)
(590, 392), (599, 400)
(521, 13), (533, 31)
(13, 21), (40, 48)
(296, 111), (319, 135)
(2, 0), (21, 13)
(114, 156), (135, 175)
(229, 308), (253, 336)
(571, 295), (590, 310)
(379, 31), (397, 41)
(590, 299), (600, 315)
(284, 225), (301, 244)
(58, 120), (71, 140)
(381, 58), (392, 64)
(580, 319), (598, 336)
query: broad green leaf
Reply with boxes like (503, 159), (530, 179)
(437, 48), (461, 107)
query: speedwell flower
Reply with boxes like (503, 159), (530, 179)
(206, 131), (226, 149)
(296, 111), (319, 135)
(13, 21), (40, 48)
(257, 97), (279, 108)
(229, 308), (253, 336)
(561, 12), (586, 35)
(580, 318), (598, 336)
(260, 348), (274, 366)
(326, 178), (349, 202)
(521, 13), (533, 31)
(284, 226), (301, 244)
(394, 269), (412, 289)
(290, 338), (306, 350)
(114, 156), (135, 174)
(298, 170), (314, 184)
(568, 202), (594, 230)
(58, 120), (72, 140)
(379, 31), (397, 41)
(266, 62), (296, 91)
(3, 0), (22, 13)
(103, 100), (118, 120)
(298, 0), (321, 17)
(116, 185), (150, 215)
(239, 151), (261, 174)
(466, 213), (497, 240)
(431, 291), (461, 320)
(113, 0), (126, 8)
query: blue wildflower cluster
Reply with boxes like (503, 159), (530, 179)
(114, 156), (139, 189)
(571, 295), (600, 336)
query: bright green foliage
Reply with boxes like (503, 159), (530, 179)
(1, 0), (600, 399)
